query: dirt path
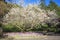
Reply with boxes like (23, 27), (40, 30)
(0, 32), (60, 40)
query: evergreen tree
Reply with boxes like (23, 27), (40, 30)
(40, 0), (45, 7)
(47, 0), (58, 11)
(46, 0), (60, 16)
(40, 0), (46, 9)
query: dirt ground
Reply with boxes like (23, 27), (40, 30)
(0, 32), (60, 40)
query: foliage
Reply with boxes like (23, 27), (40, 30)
(45, 0), (60, 33)
(0, 1), (7, 17)
(39, 0), (46, 9)
(0, 1), (13, 19)
(0, 0), (60, 33)
(2, 23), (21, 32)
(0, 0), (23, 32)
(38, 0), (60, 33)
(2, 4), (58, 32)
(46, 0), (60, 16)
(47, 0), (58, 10)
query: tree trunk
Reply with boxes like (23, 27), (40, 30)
(0, 27), (3, 37)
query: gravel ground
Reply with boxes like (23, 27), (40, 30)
(0, 32), (60, 40)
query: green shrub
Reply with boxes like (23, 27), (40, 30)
(2, 23), (21, 32)
(31, 24), (42, 31)
(2, 23), (59, 33)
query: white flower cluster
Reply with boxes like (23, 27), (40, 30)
(3, 4), (58, 27)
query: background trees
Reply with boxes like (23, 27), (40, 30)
(46, 0), (60, 16)
(38, 0), (60, 33)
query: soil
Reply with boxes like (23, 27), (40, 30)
(0, 32), (60, 40)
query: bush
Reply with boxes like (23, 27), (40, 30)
(2, 23), (21, 32)
(2, 22), (59, 33)
(2, 23), (43, 32)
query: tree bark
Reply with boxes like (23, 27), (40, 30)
(0, 27), (3, 37)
